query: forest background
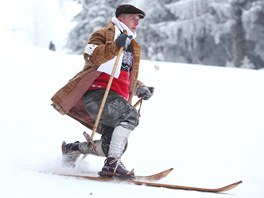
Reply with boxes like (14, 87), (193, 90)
(67, 0), (264, 69)
(4, 0), (264, 69)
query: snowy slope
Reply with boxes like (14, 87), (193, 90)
(0, 41), (264, 197)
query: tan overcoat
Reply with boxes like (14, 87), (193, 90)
(51, 21), (143, 131)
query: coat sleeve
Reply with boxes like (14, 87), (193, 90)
(134, 80), (143, 94)
(85, 28), (120, 66)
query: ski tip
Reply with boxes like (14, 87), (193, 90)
(230, 180), (243, 186)
(219, 180), (243, 192)
(233, 180), (243, 186)
(162, 168), (174, 174)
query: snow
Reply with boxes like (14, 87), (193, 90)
(1, 39), (264, 197)
(1, 1), (264, 197)
(0, 0), (81, 51)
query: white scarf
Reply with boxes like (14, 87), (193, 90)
(96, 17), (136, 78)
(111, 16), (137, 39)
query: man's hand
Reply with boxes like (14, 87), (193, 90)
(136, 85), (154, 100)
(115, 34), (132, 50)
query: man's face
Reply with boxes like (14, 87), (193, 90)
(118, 14), (141, 33)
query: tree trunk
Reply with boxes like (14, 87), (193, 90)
(233, 3), (246, 67)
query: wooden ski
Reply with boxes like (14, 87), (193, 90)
(56, 168), (173, 182)
(56, 170), (242, 193)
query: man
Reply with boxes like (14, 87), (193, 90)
(51, 4), (153, 179)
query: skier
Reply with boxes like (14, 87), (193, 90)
(49, 41), (56, 51)
(51, 4), (153, 178)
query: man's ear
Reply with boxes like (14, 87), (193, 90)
(117, 17), (123, 22)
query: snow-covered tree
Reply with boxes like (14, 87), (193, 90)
(66, 0), (264, 69)
(66, 0), (123, 53)
(241, 0), (264, 69)
(137, 0), (229, 65)
(137, 0), (264, 69)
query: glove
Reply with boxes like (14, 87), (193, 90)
(136, 85), (154, 100)
(115, 34), (132, 50)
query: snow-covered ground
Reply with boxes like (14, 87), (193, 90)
(0, 1), (264, 196)
(0, 39), (264, 197)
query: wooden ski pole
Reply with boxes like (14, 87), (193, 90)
(82, 33), (127, 159)
(133, 98), (142, 108)
(90, 48), (124, 139)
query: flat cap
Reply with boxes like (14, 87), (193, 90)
(116, 4), (145, 19)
